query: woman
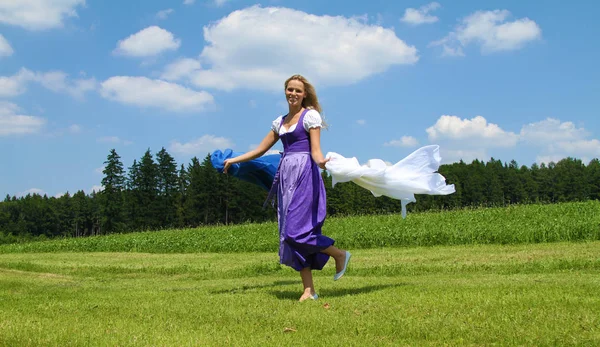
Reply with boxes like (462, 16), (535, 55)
(223, 74), (351, 302)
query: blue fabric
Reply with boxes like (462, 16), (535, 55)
(211, 149), (281, 191)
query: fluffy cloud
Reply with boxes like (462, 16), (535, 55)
(423, 115), (599, 164)
(16, 188), (47, 197)
(423, 115), (518, 163)
(169, 135), (234, 156)
(427, 115), (519, 147)
(356, 119), (366, 126)
(0, 34), (13, 57)
(0, 68), (96, 98)
(89, 185), (104, 193)
(35, 71), (97, 99)
(401, 2), (440, 25)
(161, 58), (202, 81)
(97, 136), (132, 145)
(214, 0), (232, 6)
(441, 148), (488, 164)
(113, 26), (181, 57)
(520, 118), (588, 144)
(521, 118), (599, 164)
(156, 9), (174, 20)
(166, 5), (418, 91)
(0, 102), (46, 136)
(384, 136), (419, 148)
(535, 155), (566, 166)
(69, 124), (82, 133)
(99, 76), (214, 112)
(0, 0), (85, 31)
(0, 68), (35, 97)
(430, 10), (541, 56)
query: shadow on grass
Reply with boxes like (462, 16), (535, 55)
(269, 283), (408, 301)
(210, 280), (299, 294)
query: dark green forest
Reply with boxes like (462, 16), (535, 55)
(1, 147), (599, 244)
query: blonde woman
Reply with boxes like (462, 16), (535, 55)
(223, 75), (351, 302)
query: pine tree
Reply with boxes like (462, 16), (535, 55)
(124, 159), (141, 230)
(100, 149), (126, 233)
(177, 163), (189, 227)
(156, 147), (179, 228)
(138, 149), (159, 230)
(587, 158), (600, 200)
(184, 157), (204, 226)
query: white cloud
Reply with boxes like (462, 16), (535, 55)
(356, 119), (366, 126)
(520, 118), (600, 163)
(441, 148), (488, 164)
(97, 136), (121, 143)
(536, 155), (565, 166)
(167, 5), (418, 91)
(183, 0), (195, 4)
(161, 58), (202, 81)
(0, 34), (13, 57)
(34, 70), (97, 99)
(214, 0), (232, 6)
(89, 185), (104, 194)
(0, 0), (86, 31)
(0, 68), (96, 99)
(96, 136), (133, 145)
(384, 135), (419, 148)
(69, 124), (82, 133)
(263, 149), (281, 156)
(424, 115), (599, 165)
(113, 26), (181, 57)
(401, 2), (440, 25)
(430, 10), (541, 56)
(520, 118), (588, 144)
(17, 188), (47, 197)
(427, 115), (519, 147)
(554, 139), (600, 156)
(170, 135), (234, 156)
(248, 143), (281, 155)
(156, 9), (174, 20)
(0, 102), (46, 136)
(0, 68), (35, 97)
(99, 76), (214, 112)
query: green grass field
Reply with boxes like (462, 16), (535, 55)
(2, 201), (599, 254)
(1, 202), (599, 346)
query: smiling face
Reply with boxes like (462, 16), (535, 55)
(285, 79), (306, 108)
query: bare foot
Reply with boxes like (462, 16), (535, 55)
(299, 290), (317, 302)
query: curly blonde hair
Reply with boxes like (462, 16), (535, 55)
(285, 74), (328, 128)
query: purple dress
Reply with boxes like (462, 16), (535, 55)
(271, 109), (334, 271)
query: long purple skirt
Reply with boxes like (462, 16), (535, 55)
(277, 152), (334, 271)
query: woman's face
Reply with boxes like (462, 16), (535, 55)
(285, 79), (305, 108)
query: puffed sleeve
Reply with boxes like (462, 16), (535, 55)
(303, 109), (323, 132)
(272, 116), (283, 133)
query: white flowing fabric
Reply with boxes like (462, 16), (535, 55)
(325, 145), (455, 218)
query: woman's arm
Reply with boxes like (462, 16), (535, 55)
(309, 127), (330, 170)
(223, 130), (279, 173)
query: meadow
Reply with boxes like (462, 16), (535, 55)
(0, 201), (599, 346)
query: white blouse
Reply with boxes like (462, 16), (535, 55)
(271, 109), (323, 135)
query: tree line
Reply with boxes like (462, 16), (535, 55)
(1, 147), (599, 243)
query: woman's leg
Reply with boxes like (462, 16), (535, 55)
(299, 267), (316, 301)
(321, 246), (347, 273)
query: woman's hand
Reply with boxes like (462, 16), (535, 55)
(316, 157), (331, 170)
(223, 159), (233, 174)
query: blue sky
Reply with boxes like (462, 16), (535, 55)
(1, 0), (599, 198)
